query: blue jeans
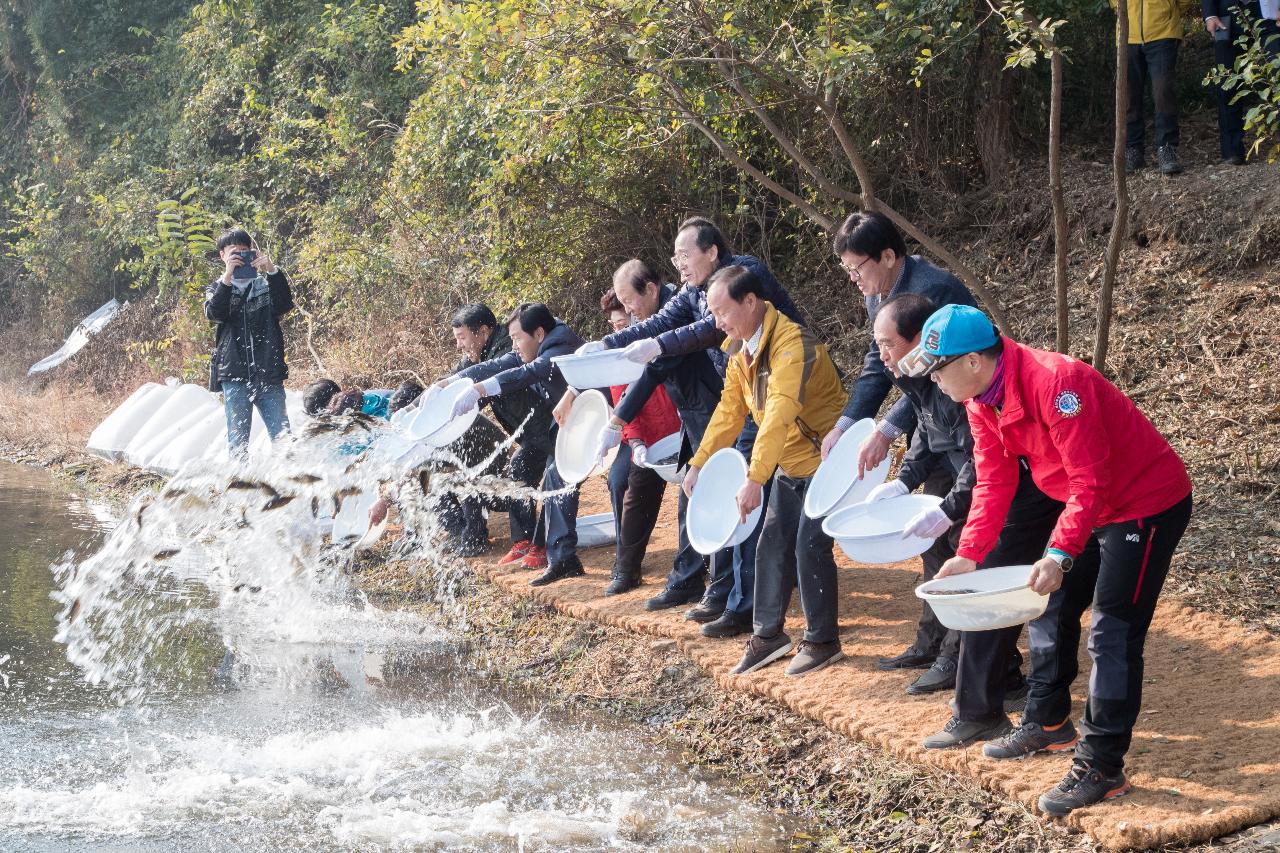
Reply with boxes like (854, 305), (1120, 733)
(703, 417), (763, 617)
(222, 380), (290, 457)
(541, 458), (579, 565)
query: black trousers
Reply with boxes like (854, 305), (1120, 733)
(914, 467), (962, 661)
(753, 474), (840, 645)
(1127, 38), (1180, 151)
(615, 461), (667, 575)
(1001, 492), (1193, 773)
(506, 443), (548, 544)
(954, 465), (1064, 722)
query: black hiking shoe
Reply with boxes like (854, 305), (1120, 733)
(785, 640), (845, 677)
(877, 645), (936, 671)
(907, 656), (957, 695)
(529, 556), (584, 587)
(1157, 144), (1183, 175)
(922, 715), (1013, 750)
(983, 718), (1079, 760)
(1124, 146), (1144, 174)
(700, 610), (752, 639)
(604, 569), (641, 596)
(644, 586), (704, 611)
(729, 633), (793, 675)
(683, 598), (725, 623)
(1038, 760), (1130, 816)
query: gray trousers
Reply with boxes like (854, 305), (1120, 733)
(752, 473), (841, 645)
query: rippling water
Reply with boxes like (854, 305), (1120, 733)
(0, 461), (788, 851)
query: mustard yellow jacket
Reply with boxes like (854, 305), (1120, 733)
(1111, 0), (1192, 44)
(690, 302), (847, 484)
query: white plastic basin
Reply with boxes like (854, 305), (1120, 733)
(145, 405), (225, 475)
(86, 383), (170, 459)
(687, 447), (764, 555)
(803, 417), (890, 518)
(915, 564), (1049, 630)
(822, 493), (943, 564)
(122, 384), (217, 465)
(551, 349), (645, 389)
(331, 490), (386, 550)
(577, 511), (616, 549)
(639, 431), (684, 484)
(398, 378), (479, 447)
(555, 389), (611, 485)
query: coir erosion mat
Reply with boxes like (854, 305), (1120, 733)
(467, 481), (1280, 851)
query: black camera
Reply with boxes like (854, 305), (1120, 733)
(232, 249), (258, 280)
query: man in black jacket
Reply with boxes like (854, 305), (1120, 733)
(454, 303), (586, 586)
(864, 294), (1062, 748)
(820, 212), (976, 478)
(1204, 1), (1280, 165)
(204, 228), (293, 457)
(444, 303), (553, 560)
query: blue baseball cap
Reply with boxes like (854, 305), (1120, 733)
(899, 304), (999, 378)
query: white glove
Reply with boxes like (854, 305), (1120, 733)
(903, 506), (954, 540)
(575, 340), (607, 355)
(631, 443), (649, 467)
(594, 423), (623, 464)
(622, 338), (662, 364)
(449, 385), (481, 419)
(866, 479), (909, 504)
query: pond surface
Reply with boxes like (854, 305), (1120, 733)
(0, 462), (787, 851)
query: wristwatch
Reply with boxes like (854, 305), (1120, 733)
(1046, 548), (1074, 572)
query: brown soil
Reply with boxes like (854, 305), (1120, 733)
(462, 475), (1280, 852)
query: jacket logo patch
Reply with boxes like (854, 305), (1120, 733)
(1054, 390), (1082, 417)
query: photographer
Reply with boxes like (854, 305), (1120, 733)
(204, 228), (294, 456)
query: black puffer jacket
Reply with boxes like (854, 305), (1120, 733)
(204, 271), (294, 390)
(450, 323), (555, 455)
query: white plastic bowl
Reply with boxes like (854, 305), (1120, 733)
(399, 378), (479, 447)
(555, 389), (612, 485)
(822, 493), (943, 564)
(639, 431), (684, 484)
(804, 417), (890, 518)
(551, 349), (645, 389)
(687, 447), (764, 555)
(331, 490), (387, 550)
(916, 564), (1049, 630)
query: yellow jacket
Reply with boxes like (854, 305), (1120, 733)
(691, 302), (847, 484)
(1110, 0), (1191, 44)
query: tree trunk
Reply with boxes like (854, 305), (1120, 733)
(1095, 2), (1129, 373)
(1049, 48), (1069, 353)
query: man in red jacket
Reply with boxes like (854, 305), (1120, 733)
(905, 304), (1193, 817)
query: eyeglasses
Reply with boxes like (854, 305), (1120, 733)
(840, 256), (874, 281)
(670, 251), (692, 268)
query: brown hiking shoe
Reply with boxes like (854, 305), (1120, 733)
(785, 640), (844, 677)
(730, 633), (793, 675)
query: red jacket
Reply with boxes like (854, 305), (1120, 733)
(610, 382), (681, 447)
(957, 339), (1191, 562)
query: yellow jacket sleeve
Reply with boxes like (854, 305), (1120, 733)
(746, 324), (806, 485)
(689, 354), (749, 470)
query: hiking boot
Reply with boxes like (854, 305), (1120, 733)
(907, 656), (957, 695)
(645, 586), (704, 611)
(923, 715), (1013, 750)
(701, 610), (752, 639)
(877, 645), (936, 671)
(498, 539), (532, 566)
(729, 633), (793, 675)
(683, 598), (725, 623)
(983, 718), (1079, 760)
(1038, 760), (1130, 816)
(1157, 144), (1183, 175)
(1124, 146), (1144, 174)
(521, 545), (548, 569)
(785, 640), (845, 677)
(529, 556), (584, 587)
(604, 569), (641, 596)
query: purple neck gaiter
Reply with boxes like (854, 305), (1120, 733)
(974, 352), (1005, 408)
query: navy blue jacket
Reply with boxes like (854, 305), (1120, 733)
(611, 287), (724, 451)
(451, 322), (555, 454)
(841, 256), (975, 433)
(204, 271), (294, 391)
(601, 254), (803, 366)
(1202, 0), (1260, 18)
(458, 321), (584, 415)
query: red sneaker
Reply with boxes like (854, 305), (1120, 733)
(521, 546), (548, 569)
(498, 540), (532, 566)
